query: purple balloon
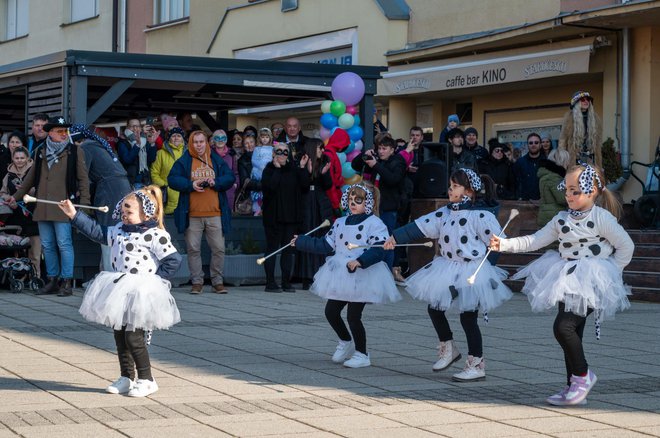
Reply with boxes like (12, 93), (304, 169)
(331, 72), (365, 106)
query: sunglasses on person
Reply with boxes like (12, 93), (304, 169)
(528, 140), (540, 145)
(493, 148), (503, 153)
(274, 149), (289, 156)
(579, 97), (591, 102)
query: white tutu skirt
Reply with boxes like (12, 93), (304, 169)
(311, 254), (401, 304)
(79, 271), (181, 331)
(512, 251), (630, 319)
(405, 257), (511, 312)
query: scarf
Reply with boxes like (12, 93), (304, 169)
(120, 219), (159, 233)
(45, 137), (69, 169)
(449, 195), (472, 211)
(137, 137), (149, 174)
(568, 207), (592, 218)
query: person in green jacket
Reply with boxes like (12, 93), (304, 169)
(537, 158), (567, 226)
(151, 127), (186, 214)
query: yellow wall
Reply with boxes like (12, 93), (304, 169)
(405, 0), (560, 44)
(0, 0), (113, 60)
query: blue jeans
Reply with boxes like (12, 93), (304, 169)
(38, 221), (74, 279)
(380, 210), (398, 269)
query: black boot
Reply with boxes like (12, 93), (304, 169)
(57, 279), (73, 297)
(36, 277), (60, 295)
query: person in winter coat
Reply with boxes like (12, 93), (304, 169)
(536, 158), (568, 226)
(236, 134), (260, 214)
(324, 129), (350, 216)
(261, 143), (310, 292)
(151, 127), (186, 214)
(481, 139), (516, 200)
(117, 118), (158, 188)
(558, 91), (602, 168)
(209, 129), (238, 209)
(169, 131), (235, 295)
(10, 116), (91, 297)
(439, 114), (460, 143)
(446, 128), (478, 173)
(513, 133), (543, 200)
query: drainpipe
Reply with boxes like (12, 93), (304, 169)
(607, 27), (631, 191)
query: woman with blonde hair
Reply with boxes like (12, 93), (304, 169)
(558, 91), (602, 168)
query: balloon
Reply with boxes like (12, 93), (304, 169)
(346, 105), (358, 115)
(347, 125), (364, 142)
(337, 152), (347, 164)
(344, 174), (362, 185)
(353, 140), (363, 152)
(342, 162), (356, 179)
(319, 126), (331, 140)
(331, 72), (365, 106)
(320, 113), (338, 129)
(321, 100), (333, 114)
(354, 115), (361, 126)
(330, 100), (346, 117)
(344, 142), (355, 154)
(341, 184), (350, 193)
(338, 113), (355, 130)
(346, 150), (360, 161)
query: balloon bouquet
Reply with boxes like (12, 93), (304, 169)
(319, 72), (367, 195)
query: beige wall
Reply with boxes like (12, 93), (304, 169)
(406, 0), (560, 44)
(0, 0), (113, 61)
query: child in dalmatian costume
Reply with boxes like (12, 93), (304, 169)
(293, 183), (400, 368)
(59, 186), (182, 398)
(385, 168), (512, 381)
(490, 163), (634, 406)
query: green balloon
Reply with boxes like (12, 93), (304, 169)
(330, 100), (346, 117)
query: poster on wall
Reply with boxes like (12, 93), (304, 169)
(495, 122), (561, 160)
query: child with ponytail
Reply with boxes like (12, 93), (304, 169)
(490, 163), (634, 406)
(59, 185), (182, 398)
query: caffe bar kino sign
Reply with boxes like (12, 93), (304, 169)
(379, 44), (591, 96)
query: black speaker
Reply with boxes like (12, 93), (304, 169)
(414, 142), (450, 198)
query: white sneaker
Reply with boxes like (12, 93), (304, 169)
(432, 340), (462, 372)
(343, 352), (371, 368)
(127, 378), (159, 397)
(105, 376), (134, 394)
(332, 340), (355, 363)
(546, 385), (588, 406)
(452, 355), (486, 382)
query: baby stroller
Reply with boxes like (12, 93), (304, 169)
(0, 257), (43, 293)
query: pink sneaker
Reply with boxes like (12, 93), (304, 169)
(564, 370), (597, 405)
(546, 385), (587, 406)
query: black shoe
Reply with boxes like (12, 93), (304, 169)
(264, 284), (282, 293)
(282, 284), (296, 293)
(301, 280), (311, 291)
(57, 279), (73, 297)
(36, 277), (59, 295)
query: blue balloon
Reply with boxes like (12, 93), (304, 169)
(341, 184), (350, 193)
(354, 115), (361, 126)
(342, 162), (356, 179)
(345, 142), (356, 154)
(337, 152), (347, 164)
(320, 113), (338, 129)
(347, 125), (364, 142)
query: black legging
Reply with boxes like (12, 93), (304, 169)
(263, 222), (298, 286)
(325, 300), (367, 354)
(114, 327), (152, 381)
(427, 306), (482, 357)
(553, 302), (594, 385)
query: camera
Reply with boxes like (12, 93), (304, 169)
(199, 181), (210, 189)
(363, 153), (375, 162)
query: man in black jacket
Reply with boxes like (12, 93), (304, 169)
(352, 136), (406, 270)
(276, 117), (308, 158)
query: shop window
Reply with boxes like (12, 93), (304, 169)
(281, 0), (298, 12)
(154, 0), (189, 24)
(69, 0), (98, 23)
(456, 102), (472, 125)
(1, 0), (29, 41)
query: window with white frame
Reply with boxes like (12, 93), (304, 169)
(154, 0), (189, 24)
(1, 0), (29, 40)
(70, 0), (98, 23)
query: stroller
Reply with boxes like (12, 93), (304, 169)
(0, 257), (43, 293)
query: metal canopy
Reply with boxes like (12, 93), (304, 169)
(0, 50), (384, 148)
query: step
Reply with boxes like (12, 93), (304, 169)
(503, 279), (660, 303)
(626, 230), (660, 245)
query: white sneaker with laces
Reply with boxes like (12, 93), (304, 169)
(452, 355), (486, 381)
(332, 340), (355, 363)
(343, 352), (371, 368)
(432, 340), (462, 372)
(127, 379), (159, 397)
(105, 376), (134, 394)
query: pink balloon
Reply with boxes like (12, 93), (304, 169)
(346, 150), (361, 162)
(346, 105), (358, 115)
(319, 126), (331, 140)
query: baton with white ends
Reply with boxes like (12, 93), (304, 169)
(256, 219), (331, 265)
(466, 209), (519, 285)
(23, 194), (109, 213)
(346, 241), (434, 250)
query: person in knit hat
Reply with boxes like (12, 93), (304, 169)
(168, 130), (235, 295)
(151, 127), (186, 214)
(464, 127), (489, 164)
(558, 91), (602, 168)
(439, 114), (460, 143)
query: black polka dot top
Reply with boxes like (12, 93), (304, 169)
(107, 224), (177, 274)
